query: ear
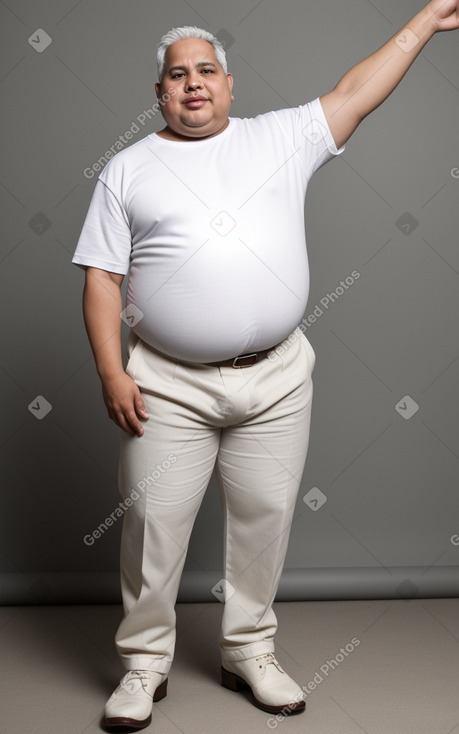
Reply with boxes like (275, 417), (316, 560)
(155, 82), (161, 99)
(227, 73), (234, 101)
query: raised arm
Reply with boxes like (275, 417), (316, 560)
(320, 0), (459, 149)
(83, 267), (149, 437)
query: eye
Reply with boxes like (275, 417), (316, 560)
(201, 68), (214, 74)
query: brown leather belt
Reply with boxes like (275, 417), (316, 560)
(206, 349), (273, 368)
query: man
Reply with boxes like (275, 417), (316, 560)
(73, 2), (458, 729)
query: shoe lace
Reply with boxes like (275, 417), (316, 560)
(255, 653), (285, 674)
(122, 670), (152, 690)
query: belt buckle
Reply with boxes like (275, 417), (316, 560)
(232, 353), (259, 368)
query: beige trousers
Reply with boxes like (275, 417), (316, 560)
(115, 327), (315, 674)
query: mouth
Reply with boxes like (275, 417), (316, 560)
(183, 96), (209, 109)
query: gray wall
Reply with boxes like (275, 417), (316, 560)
(1, 0), (458, 604)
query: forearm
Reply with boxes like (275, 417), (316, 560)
(335, 5), (436, 122)
(83, 268), (124, 381)
(82, 267), (149, 436)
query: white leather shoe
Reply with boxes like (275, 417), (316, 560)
(221, 653), (305, 714)
(104, 669), (168, 730)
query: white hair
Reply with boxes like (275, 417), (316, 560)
(156, 26), (228, 81)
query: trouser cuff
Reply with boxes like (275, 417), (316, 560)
(220, 639), (275, 662)
(120, 656), (172, 675)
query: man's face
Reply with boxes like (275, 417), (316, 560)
(155, 38), (234, 141)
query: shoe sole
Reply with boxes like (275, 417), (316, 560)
(104, 678), (167, 730)
(221, 667), (305, 715)
(104, 714), (152, 730)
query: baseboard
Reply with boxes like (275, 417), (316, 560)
(1, 566), (458, 604)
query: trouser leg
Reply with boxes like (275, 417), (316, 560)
(114, 338), (221, 674)
(216, 329), (315, 662)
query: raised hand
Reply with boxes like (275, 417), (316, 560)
(427, 0), (459, 31)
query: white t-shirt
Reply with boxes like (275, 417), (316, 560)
(73, 97), (344, 362)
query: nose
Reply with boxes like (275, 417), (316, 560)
(186, 74), (202, 90)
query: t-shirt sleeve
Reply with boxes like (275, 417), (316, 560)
(72, 172), (132, 274)
(272, 96), (345, 179)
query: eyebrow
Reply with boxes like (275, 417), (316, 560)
(167, 61), (217, 74)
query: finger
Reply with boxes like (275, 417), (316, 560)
(112, 407), (137, 436)
(124, 408), (145, 437)
(131, 383), (149, 420)
(135, 395), (149, 420)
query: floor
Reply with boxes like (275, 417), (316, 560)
(1, 599), (458, 734)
